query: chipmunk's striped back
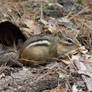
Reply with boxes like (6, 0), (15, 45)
(20, 34), (57, 64)
(22, 34), (57, 47)
(26, 39), (51, 48)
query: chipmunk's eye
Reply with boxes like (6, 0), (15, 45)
(67, 39), (73, 43)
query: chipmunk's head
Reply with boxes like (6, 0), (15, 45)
(57, 33), (81, 58)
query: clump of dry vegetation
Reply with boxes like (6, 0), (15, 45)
(0, 0), (92, 92)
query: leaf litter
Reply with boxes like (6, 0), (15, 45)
(0, 0), (92, 92)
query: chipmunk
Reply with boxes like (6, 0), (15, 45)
(0, 42), (22, 67)
(19, 34), (81, 65)
(0, 49), (23, 67)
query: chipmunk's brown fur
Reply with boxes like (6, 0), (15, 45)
(19, 34), (81, 65)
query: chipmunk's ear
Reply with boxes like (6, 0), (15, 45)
(58, 32), (66, 38)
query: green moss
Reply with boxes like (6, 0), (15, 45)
(77, 0), (83, 4)
(36, 86), (49, 92)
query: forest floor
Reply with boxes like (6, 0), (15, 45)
(0, 0), (92, 92)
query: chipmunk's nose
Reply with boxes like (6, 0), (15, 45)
(74, 39), (81, 47)
(77, 42), (81, 47)
(79, 44), (82, 47)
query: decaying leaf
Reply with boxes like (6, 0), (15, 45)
(22, 19), (42, 36)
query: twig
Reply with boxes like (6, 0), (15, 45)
(69, 6), (89, 20)
(40, 0), (43, 19)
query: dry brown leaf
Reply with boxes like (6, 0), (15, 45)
(23, 19), (42, 35)
(83, 0), (92, 5)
